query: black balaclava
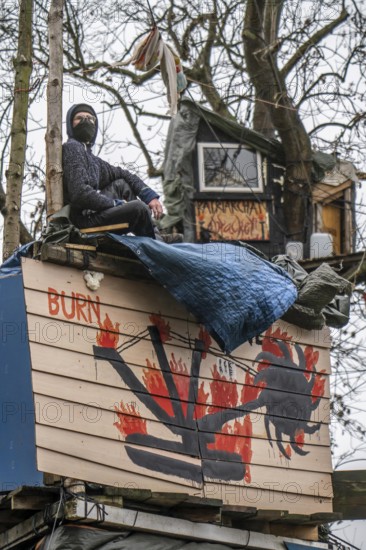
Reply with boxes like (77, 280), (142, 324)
(73, 119), (95, 143)
(66, 103), (98, 145)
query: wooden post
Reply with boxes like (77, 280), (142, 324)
(3, 0), (33, 261)
(45, 0), (64, 218)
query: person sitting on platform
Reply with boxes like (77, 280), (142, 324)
(62, 103), (163, 238)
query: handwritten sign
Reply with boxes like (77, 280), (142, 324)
(195, 200), (270, 241)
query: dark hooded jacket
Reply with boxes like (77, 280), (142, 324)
(62, 103), (159, 214)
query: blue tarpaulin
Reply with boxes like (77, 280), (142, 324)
(0, 244), (42, 490)
(0, 242), (34, 278)
(110, 236), (298, 354)
(285, 544), (326, 550)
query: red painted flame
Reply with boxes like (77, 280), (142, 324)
(295, 428), (305, 448)
(198, 326), (212, 359)
(114, 401), (147, 437)
(149, 313), (172, 343)
(207, 416), (253, 483)
(284, 444), (292, 458)
(260, 326), (293, 365)
(241, 371), (263, 404)
(208, 364), (238, 413)
(304, 346), (320, 378)
(170, 353), (190, 417)
(143, 359), (174, 416)
(303, 345), (325, 401)
(311, 369), (326, 402)
(96, 313), (120, 348)
(194, 381), (209, 420)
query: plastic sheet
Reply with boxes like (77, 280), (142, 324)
(273, 255), (352, 329)
(37, 525), (237, 550)
(111, 236), (297, 354)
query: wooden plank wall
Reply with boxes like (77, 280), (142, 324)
(22, 258), (333, 514)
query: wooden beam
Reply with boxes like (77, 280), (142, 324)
(312, 179), (352, 204)
(63, 498), (329, 550)
(45, 0), (64, 217)
(11, 495), (54, 511)
(0, 486), (59, 513)
(221, 504), (257, 520)
(80, 223), (129, 234)
(101, 486), (152, 502)
(43, 473), (62, 486)
(64, 243), (97, 251)
(0, 496), (331, 550)
(300, 250), (365, 272)
(300, 250), (366, 282)
(269, 524), (318, 541)
(0, 501), (62, 549)
(39, 243), (151, 280)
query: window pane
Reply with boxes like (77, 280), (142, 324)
(203, 146), (258, 189)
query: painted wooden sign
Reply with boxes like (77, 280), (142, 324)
(22, 258), (333, 514)
(194, 200), (270, 241)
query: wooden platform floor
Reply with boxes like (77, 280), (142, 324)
(0, 484), (343, 547)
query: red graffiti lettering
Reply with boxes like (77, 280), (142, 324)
(47, 287), (101, 325)
(48, 287), (60, 315)
(61, 291), (76, 320)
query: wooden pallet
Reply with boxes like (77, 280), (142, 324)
(0, 484), (342, 548)
(39, 242), (151, 279)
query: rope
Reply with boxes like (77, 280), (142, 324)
(43, 486), (66, 550)
(146, 0), (156, 26)
(63, 484), (107, 524)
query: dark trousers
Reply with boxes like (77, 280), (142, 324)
(70, 179), (156, 238)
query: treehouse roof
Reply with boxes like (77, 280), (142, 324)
(180, 98), (358, 185)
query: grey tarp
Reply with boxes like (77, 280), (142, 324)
(273, 255), (352, 330)
(159, 102), (201, 240)
(179, 99), (286, 161)
(311, 151), (336, 183)
(37, 525), (238, 550)
(178, 100), (342, 182)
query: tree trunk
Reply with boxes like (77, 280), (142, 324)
(251, 0), (281, 139)
(243, 0), (313, 242)
(45, 0), (64, 218)
(3, 0), (33, 261)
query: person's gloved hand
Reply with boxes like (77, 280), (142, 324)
(113, 199), (126, 207)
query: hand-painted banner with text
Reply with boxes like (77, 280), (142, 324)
(22, 258), (333, 514)
(195, 200), (270, 241)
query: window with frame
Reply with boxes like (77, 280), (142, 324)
(197, 142), (263, 193)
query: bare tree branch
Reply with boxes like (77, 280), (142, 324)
(281, 8), (349, 78)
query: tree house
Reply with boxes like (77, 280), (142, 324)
(0, 238), (341, 548)
(161, 99), (358, 260)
